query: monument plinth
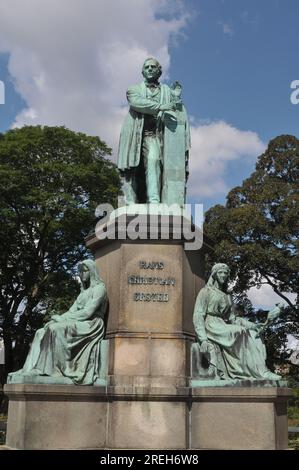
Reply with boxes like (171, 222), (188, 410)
(86, 215), (206, 390)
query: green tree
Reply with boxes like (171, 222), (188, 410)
(204, 134), (299, 367)
(0, 125), (121, 378)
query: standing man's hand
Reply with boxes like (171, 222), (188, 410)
(159, 103), (176, 112)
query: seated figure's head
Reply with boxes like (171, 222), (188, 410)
(208, 263), (230, 289)
(78, 259), (102, 289)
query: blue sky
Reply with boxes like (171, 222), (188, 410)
(0, 0), (297, 308)
(171, 0), (299, 141)
(169, 0), (299, 206)
(0, 53), (25, 131)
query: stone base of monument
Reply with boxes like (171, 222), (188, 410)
(4, 383), (290, 449)
(3, 215), (292, 449)
(191, 386), (291, 450)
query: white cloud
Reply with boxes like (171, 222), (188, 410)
(0, 0), (189, 153)
(187, 121), (265, 199)
(286, 335), (299, 351)
(0, 80), (4, 104)
(247, 283), (297, 309)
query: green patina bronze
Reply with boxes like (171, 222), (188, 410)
(118, 58), (190, 206)
(192, 263), (283, 385)
(8, 260), (108, 386)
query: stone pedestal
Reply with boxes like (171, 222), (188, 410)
(86, 215), (207, 389)
(191, 387), (291, 450)
(5, 384), (109, 450)
(4, 215), (292, 449)
(4, 383), (291, 449)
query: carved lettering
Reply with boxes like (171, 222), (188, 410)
(128, 275), (175, 286)
(139, 261), (164, 270)
(133, 292), (169, 302)
(129, 261), (173, 303)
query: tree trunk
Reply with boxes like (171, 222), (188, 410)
(14, 311), (32, 370)
(2, 329), (13, 382)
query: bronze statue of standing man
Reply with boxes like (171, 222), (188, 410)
(118, 58), (190, 206)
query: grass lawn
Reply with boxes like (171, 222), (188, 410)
(288, 407), (299, 427)
(0, 414), (7, 445)
(288, 402), (299, 449)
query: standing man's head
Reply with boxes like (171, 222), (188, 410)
(142, 58), (162, 83)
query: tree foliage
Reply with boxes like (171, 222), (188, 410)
(204, 134), (299, 369)
(0, 125), (121, 376)
(205, 134), (298, 306)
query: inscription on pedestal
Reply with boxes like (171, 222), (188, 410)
(134, 292), (169, 302)
(129, 260), (176, 303)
